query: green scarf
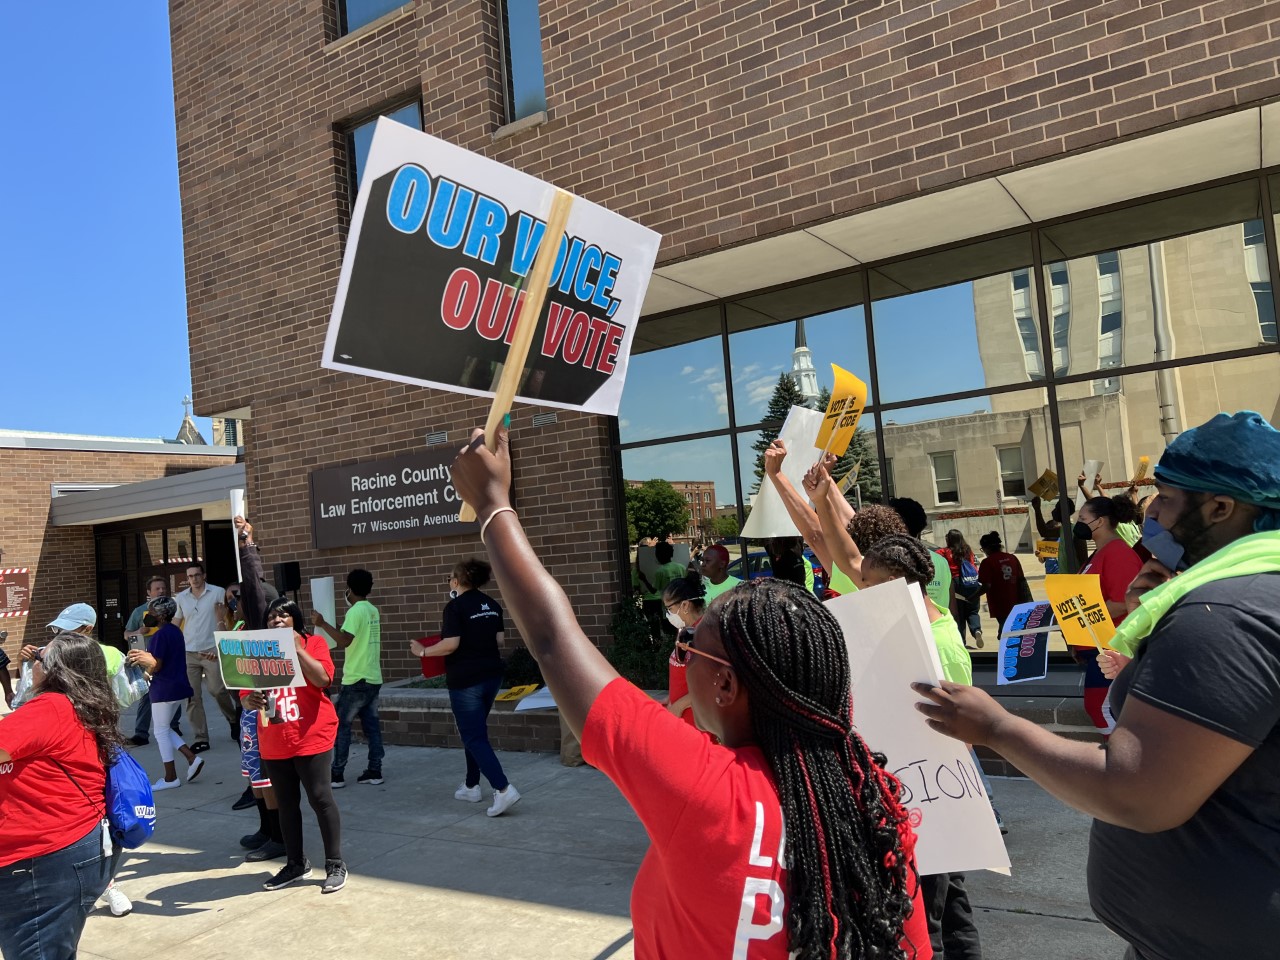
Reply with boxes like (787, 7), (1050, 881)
(1111, 530), (1280, 656)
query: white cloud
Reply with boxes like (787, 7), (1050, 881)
(679, 365), (695, 377)
(706, 381), (728, 416)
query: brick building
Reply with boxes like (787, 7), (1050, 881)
(169, 0), (1280, 684)
(0, 429), (240, 660)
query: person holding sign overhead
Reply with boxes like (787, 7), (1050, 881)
(242, 598), (345, 894)
(450, 426), (931, 960)
(915, 411), (1280, 960)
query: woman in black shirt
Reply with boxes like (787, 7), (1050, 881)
(419, 559), (518, 817)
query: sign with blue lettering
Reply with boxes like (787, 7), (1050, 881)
(996, 601), (1054, 686)
(322, 118), (662, 416)
(215, 628), (305, 691)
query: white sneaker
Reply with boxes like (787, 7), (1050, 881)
(102, 883), (132, 917)
(454, 784), (482, 803)
(486, 785), (520, 817)
(152, 776), (182, 791)
(187, 755), (205, 782)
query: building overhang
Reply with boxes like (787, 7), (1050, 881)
(638, 105), (1278, 328)
(49, 463), (247, 527)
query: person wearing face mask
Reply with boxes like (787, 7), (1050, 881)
(915, 410), (1280, 960)
(1069, 494), (1143, 737)
(126, 597), (204, 790)
(312, 569), (383, 790)
(662, 574), (707, 724)
(417, 559), (519, 817)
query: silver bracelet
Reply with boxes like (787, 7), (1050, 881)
(479, 506), (517, 544)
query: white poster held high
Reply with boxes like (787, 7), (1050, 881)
(310, 577), (337, 649)
(826, 579), (1011, 876)
(740, 405), (824, 540)
(230, 489), (246, 584)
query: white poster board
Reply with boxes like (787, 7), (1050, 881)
(322, 119), (662, 416)
(1075, 459), (1104, 508)
(229, 489), (246, 584)
(310, 577), (337, 649)
(826, 579), (1011, 876)
(740, 405), (825, 540)
(215, 627), (307, 691)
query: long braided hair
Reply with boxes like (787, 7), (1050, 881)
(714, 578), (917, 960)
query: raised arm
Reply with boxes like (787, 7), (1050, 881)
(451, 428), (620, 738)
(763, 440), (836, 575)
(236, 518), (271, 631)
(807, 464), (867, 586)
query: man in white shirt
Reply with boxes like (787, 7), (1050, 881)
(174, 561), (237, 751)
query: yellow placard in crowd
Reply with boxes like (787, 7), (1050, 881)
(1132, 456), (1150, 484)
(495, 684), (540, 701)
(1044, 574), (1115, 650)
(1035, 540), (1059, 560)
(836, 460), (863, 494)
(1027, 469), (1060, 501)
(815, 364), (867, 458)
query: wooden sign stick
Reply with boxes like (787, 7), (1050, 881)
(459, 187), (575, 523)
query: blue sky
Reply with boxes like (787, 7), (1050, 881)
(0, 6), (212, 442)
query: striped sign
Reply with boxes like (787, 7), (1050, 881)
(0, 568), (30, 619)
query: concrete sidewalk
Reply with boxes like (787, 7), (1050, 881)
(83, 705), (1123, 960)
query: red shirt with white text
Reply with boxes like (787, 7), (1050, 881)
(256, 633), (338, 760)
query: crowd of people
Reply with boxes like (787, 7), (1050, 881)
(1, 409), (1277, 960)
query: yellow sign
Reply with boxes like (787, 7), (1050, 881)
(836, 460), (863, 494)
(1027, 469), (1059, 501)
(1132, 456), (1150, 484)
(815, 364), (868, 458)
(494, 684), (540, 701)
(1044, 575), (1115, 649)
(1035, 539), (1059, 560)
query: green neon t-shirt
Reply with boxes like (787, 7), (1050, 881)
(704, 575), (742, 601)
(929, 604), (973, 686)
(927, 551), (951, 609)
(339, 599), (382, 685)
(827, 563), (858, 596)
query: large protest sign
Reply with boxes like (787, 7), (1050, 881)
(827, 580), (1010, 876)
(814, 364), (867, 458)
(1075, 459), (1105, 507)
(1035, 539), (1059, 561)
(215, 628), (306, 691)
(997, 601), (1054, 685)
(322, 118), (661, 417)
(1026, 469), (1059, 501)
(740, 405), (824, 540)
(1044, 574), (1115, 649)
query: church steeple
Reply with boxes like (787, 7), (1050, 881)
(789, 319), (820, 408)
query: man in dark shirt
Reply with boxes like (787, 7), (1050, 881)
(914, 411), (1280, 960)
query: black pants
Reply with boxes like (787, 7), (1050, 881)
(921, 872), (982, 959)
(263, 750), (341, 864)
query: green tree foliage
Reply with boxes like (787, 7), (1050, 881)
(625, 478), (690, 540)
(750, 373), (809, 495)
(709, 514), (741, 539)
(817, 385), (882, 504)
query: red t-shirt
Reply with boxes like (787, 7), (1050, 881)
(256, 633), (339, 760)
(666, 652), (694, 725)
(581, 678), (931, 960)
(977, 551), (1024, 626)
(1081, 539), (1144, 626)
(0, 693), (105, 867)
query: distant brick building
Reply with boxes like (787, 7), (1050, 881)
(168, 0), (1280, 683)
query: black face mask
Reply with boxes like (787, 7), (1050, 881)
(1072, 520), (1095, 542)
(227, 595), (239, 614)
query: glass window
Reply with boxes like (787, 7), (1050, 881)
(870, 234), (1037, 404)
(930, 452), (959, 505)
(348, 101), (422, 194)
(883, 458), (896, 500)
(622, 437), (736, 546)
(997, 446), (1026, 499)
(1252, 283), (1277, 343)
(501, 0), (548, 123)
(340, 0), (404, 34)
(617, 333), (728, 444)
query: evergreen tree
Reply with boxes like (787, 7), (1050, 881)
(750, 373), (809, 495)
(817, 385), (882, 504)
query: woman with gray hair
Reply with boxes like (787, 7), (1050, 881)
(126, 596), (204, 789)
(0, 631), (126, 959)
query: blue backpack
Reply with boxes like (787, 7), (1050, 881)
(54, 749), (156, 849)
(958, 553), (981, 594)
(105, 750), (156, 848)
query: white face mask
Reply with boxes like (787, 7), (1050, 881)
(665, 609), (684, 629)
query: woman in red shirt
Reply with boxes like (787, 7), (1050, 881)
(1072, 496), (1143, 736)
(662, 573), (707, 724)
(0, 631), (127, 960)
(453, 428), (931, 960)
(241, 598), (344, 894)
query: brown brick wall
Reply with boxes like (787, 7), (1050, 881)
(169, 0), (1279, 681)
(0, 447), (238, 663)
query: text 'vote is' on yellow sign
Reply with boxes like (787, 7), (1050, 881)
(815, 364), (868, 458)
(1044, 574), (1116, 650)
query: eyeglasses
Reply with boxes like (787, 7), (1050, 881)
(674, 639), (731, 668)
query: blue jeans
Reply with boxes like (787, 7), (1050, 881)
(0, 825), (118, 960)
(133, 689), (182, 739)
(332, 680), (384, 775)
(448, 675), (508, 791)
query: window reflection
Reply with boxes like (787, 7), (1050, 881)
(617, 335), (728, 444)
(340, 0), (404, 35)
(348, 101), (422, 194)
(622, 437), (738, 544)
